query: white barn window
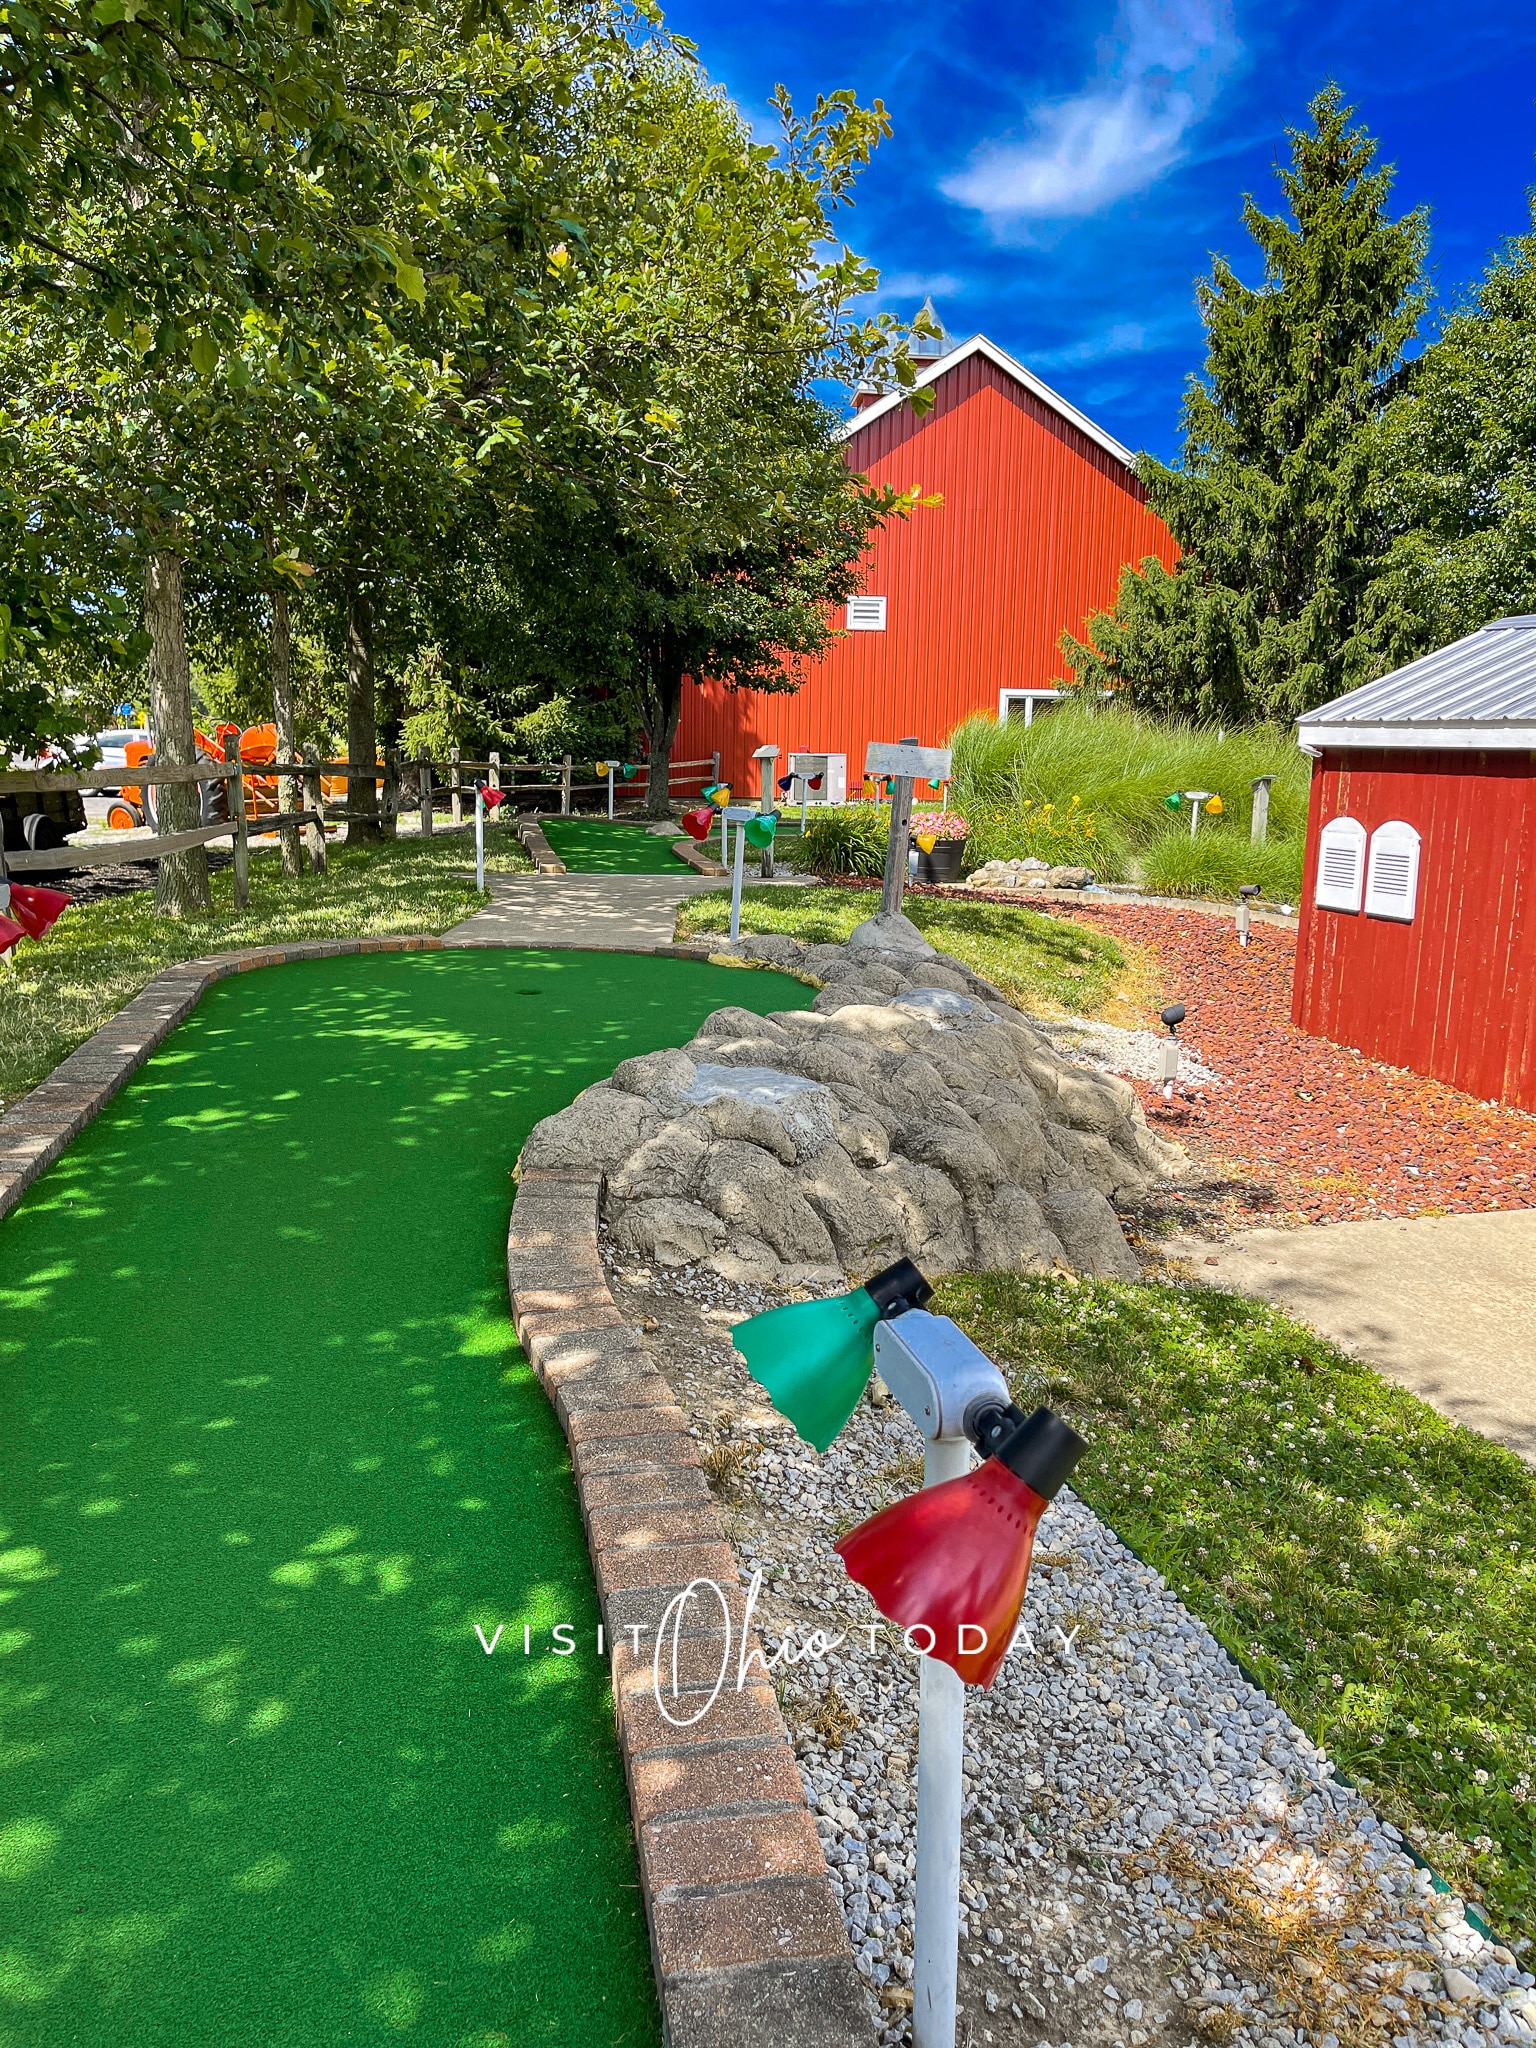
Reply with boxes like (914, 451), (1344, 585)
(846, 596), (887, 631)
(1316, 815), (1367, 912)
(1365, 820), (1421, 921)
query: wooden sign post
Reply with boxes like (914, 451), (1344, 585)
(866, 739), (953, 919)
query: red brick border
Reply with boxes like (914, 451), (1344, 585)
(0, 935), (445, 1223)
(508, 1167), (878, 2047)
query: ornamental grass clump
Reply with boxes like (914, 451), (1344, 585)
(801, 803), (888, 876)
(940, 1268), (1536, 1939)
(949, 697), (1308, 895)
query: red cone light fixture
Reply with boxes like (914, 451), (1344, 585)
(0, 911), (24, 957)
(681, 807), (714, 841)
(733, 1259), (932, 1452)
(1, 883), (70, 941)
(835, 1406), (1085, 1688)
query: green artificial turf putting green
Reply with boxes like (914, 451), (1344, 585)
(540, 820), (686, 873)
(0, 949), (812, 2048)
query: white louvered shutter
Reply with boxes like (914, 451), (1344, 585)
(845, 596), (887, 631)
(1365, 820), (1421, 922)
(1315, 815), (1366, 912)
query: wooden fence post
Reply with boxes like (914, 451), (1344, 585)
(226, 736), (251, 911)
(450, 747), (461, 826)
(303, 755), (328, 875)
(560, 755), (572, 815)
(418, 749), (434, 837)
(711, 750), (721, 789)
(489, 751), (501, 794)
(381, 747), (400, 838)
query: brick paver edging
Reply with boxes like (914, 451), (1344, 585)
(507, 1168), (878, 2048)
(515, 813), (567, 873)
(670, 838), (727, 877)
(0, 935), (445, 1224)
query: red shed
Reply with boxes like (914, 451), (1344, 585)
(1291, 617), (1536, 1110)
(674, 333), (1177, 793)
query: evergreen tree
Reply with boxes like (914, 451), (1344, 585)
(1365, 201), (1536, 661)
(1063, 84), (1428, 720)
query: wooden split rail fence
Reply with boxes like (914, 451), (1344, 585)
(0, 748), (722, 910)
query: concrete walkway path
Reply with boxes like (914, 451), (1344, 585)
(443, 870), (724, 948)
(1174, 1209), (1536, 1463)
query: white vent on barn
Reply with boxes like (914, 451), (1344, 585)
(1315, 815), (1367, 912)
(1365, 820), (1421, 922)
(846, 595), (887, 631)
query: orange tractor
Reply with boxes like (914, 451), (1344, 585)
(105, 725), (347, 833)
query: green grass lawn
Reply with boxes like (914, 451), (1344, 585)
(1, 831), (532, 1115)
(0, 947), (814, 2046)
(674, 883), (1129, 1016)
(938, 1270), (1536, 1939)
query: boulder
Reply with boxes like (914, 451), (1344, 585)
(520, 1086), (660, 1175)
(965, 1185), (1066, 1273)
(1044, 866), (1095, 889)
(612, 1197), (727, 1266)
(609, 1046), (698, 1112)
(691, 1005), (793, 1043)
(870, 1158), (971, 1273)
(895, 1118), (1010, 1198)
(606, 1121), (712, 1203)
(707, 1234), (783, 1286)
(681, 1063), (835, 1163)
(698, 1140), (838, 1264)
(1037, 1190), (1139, 1279)
(797, 1141), (909, 1271)
(824, 959), (908, 996)
(739, 934), (806, 967)
(846, 910), (935, 957)
(1053, 1065), (1140, 1135)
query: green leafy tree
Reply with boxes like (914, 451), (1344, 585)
(1063, 85), (1429, 720)
(1365, 201), (1536, 660)
(486, 61), (928, 813)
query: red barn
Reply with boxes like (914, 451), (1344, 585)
(674, 333), (1177, 794)
(1291, 617), (1536, 1110)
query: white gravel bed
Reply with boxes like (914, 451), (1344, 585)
(1031, 1016), (1223, 1093)
(604, 1245), (1533, 2048)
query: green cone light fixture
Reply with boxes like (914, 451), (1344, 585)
(732, 1259), (932, 1451)
(742, 811), (778, 850)
(1163, 790), (1182, 811)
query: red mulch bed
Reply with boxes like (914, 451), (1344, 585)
(823, 876), (1536, 1226)
(1044, 900), (1536, 1226)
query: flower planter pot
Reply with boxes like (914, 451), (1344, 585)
(914, 836), (967, 884)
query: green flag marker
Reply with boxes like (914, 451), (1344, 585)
(732, 1259), (932, 1452)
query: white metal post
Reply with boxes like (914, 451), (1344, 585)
(607, 766), (615, 820)
(913, 1432), (970, 2048)
(475, 786), (485, 891)
(729, 819), (747, 941)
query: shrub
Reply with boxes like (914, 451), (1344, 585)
(1139, 826), (1304, 901)
(801, 804), (888, 876)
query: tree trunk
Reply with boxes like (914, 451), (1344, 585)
(144, 546), (212, 916)
(640, 654), (683, 819)
(269, 572), (303, 879)
(345, 568), (380, 843)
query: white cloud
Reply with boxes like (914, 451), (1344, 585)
(941, 0), (1239, 226)
(877, 271), (967, 300)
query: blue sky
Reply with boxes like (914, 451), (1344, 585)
(661, 0), (1536, 459)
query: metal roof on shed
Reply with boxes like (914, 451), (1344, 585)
(1298, 617), (1536, 750)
